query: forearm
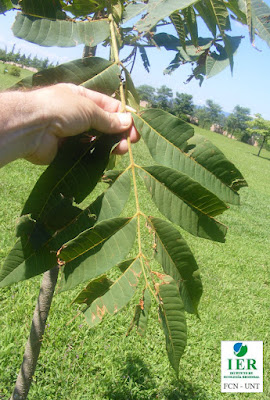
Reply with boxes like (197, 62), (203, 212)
(0, 90), (48, 167)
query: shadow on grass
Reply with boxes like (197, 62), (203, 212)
(251, 153), (270, 161)
(103, 354), (208, 400)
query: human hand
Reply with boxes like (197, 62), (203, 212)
(26, 83), (140, 164)
(0, 83), (140, 167)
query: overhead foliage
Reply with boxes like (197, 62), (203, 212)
(2, 0), (269, 377)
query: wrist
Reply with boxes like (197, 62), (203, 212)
(0, 90), (49, 167)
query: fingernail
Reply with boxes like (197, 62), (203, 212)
(126, 105), (137, 112)
(117, 113), (132, 127)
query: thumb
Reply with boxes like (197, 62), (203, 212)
(90, 107), (132, 134)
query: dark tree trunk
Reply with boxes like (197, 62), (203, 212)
(10, 266), (59, 400)
(83, 45), (97, 59)
(257, 135), (266, 157)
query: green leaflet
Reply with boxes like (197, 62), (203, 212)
(135, 0), (197, 32)
(72, 275), (113, 305)
(244, 0), (253, 42)
(139, 165), (228, 242)
(122, 2), (147, 24)
(0, 237), (57, 288)
(183, 6), (198, 47)
(20, 0), (65, 19)
(0, 0), (13, 13)
(13, 57), (121, 96)
(124, 68), (140, 111)
(22, 135), (119, 222)
(137, 288), (152, 336)
(195, 1), (217, 37)
(133, 109), (193, 150)
(127, 287), (152, 337)
(251, 0), (270, 47)
(12, 13), (110, 47)
(58, 217), (137, 292)
(83, 258), (142, 327)
(170, 12), (186, 50)
(0, 158), (130, 289)
(227, 0), (248, 26)
(139, 47), (150, 73)
(186, 135), (248, 192)
(149, 217), (202, 315)
(207, 0), (233, 70)
(63, 0), (102, 17)
(133, 109), (241, 204)
(58, 217), (132, 264)
(93, 170), (131, 224)
(207, 0), (230, 36)
(206, 35), (242, 78)
(157, 275), (187, 376)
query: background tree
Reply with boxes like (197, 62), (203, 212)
(154, 85), (173, 112)
(226, 105), (252, 139)
(205, 99), (223, 125)
(136, 84), (156, 107)
(173, 92), (194, 119)
(194, 106), (212, 129)
(247, 113), (270, 156)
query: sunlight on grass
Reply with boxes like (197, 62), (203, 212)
(0, 61), (33, 90)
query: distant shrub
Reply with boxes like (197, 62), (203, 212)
(9, 65), (21, 77)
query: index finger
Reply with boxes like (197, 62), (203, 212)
(73, 85), (123, 113)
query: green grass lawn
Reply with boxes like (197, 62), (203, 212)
(0, 61), (33, 90)
(0, 125), (269, 399)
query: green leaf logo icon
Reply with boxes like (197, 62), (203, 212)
(233, 342), (248, 357)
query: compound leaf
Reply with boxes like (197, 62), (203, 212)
(83, 258), (142, 327)
(157, 274), (187, 376)
(149, 217), (202, 314)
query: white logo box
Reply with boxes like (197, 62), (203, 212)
(221, 341), (263, 393)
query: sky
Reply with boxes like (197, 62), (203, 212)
(0, 7), (270, 119)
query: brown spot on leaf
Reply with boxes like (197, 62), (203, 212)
(152, 271), (166, 280)
(96, 305), (106, 320)
(57, 258), (65, 266)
